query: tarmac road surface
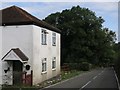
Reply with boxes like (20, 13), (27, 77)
(42, 67), (119, 90)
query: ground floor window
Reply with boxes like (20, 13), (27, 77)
(52, 57), (56, 69)
(42, 58), (47, 72)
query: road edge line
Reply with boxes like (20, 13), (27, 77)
(81, 80), (91, 89)
(113, 67), (120, 90)
(80, 69), (105, 90)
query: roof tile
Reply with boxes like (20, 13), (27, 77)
(0, 6), (61, 33)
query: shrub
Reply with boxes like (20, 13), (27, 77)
(62, 62), (91, 71)
(80, 62), (91, 71)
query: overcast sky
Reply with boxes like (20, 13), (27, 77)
(1, 1), (119, 41)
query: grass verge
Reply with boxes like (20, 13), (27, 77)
(61, 70), (85, 80)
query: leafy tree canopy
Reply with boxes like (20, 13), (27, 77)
(43, 6), (116, 66)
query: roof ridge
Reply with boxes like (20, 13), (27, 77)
(1, 5), (61, 33)
(0, 5), (16, 11)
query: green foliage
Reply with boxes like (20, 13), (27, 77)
(114, 43), (120, 83)
(61, 70), (83, 80)
(64, 63), (81, 70)
(44, 5), (116, 66)
(62, 62), (92, 71)
(81, 62), (91, 71)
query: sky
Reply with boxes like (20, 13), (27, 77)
(0, 1), (119, 41)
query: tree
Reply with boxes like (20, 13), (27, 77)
(113, 42), (120, 82)
(43, 6), (116, 66)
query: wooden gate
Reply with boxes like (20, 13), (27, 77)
(22, 70), (33, 86)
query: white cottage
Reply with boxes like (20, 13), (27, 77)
(0, 6), (61, 85)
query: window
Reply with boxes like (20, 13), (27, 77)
(52, 32), (56, 46)
(42, 58), (47, 72)
(41, 30), (47, 45)
(52, 57), (56, 69)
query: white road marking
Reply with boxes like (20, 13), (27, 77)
(98, 73), (101, 75)
(81, 81), (92, 89)
(80, 69), (105, 90)
(93, 76), (98, 80)
(98, 69), (105, 76)
(113, 68), (120, 90)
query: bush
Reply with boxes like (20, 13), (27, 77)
(80, 62), (91, 71)
(62, 62), (91, 71)
(114, 60), (120, 83)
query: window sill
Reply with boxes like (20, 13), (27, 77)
(52, 44), (56, 46)
(41, 71), (47, 75)
(52, 68), (56, 71)
(42, 44), (47, 45)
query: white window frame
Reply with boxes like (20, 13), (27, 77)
(52, 57), (56, 70)
(41, 30), (47, 45)
(52, 32), (56, 46)
(42, 58), (47, 73)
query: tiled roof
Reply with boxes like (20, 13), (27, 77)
(0, 6), (61, 33)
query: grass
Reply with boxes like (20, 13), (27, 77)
(36, 70), (85, 88)
(61, 70), (85, 80)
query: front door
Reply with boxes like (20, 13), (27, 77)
(13, 61), (23, 85)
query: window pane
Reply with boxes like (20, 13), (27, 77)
(42, 34), (43, 44)
(52, 57), (56, 69)
(41, 30), (47, 45)
(45, 63), (46, 71)
(42, 63), (44, 72)
(42, 58), (47, 72)
(52, 33), (56, 46)
(45, 34), (46, 44)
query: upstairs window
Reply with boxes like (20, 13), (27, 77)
(41, 30), (47, 45)
(42, 58), (47, 72)
(52, 32), (56, 46)
(52, 57), (56, 69)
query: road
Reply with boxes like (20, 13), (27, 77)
(42, 67), (119, 90)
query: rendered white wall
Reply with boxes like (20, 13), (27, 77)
(1, 25), (33, 85)
(0, 27), (2, 85)
(32, 25), (41, 85)
(1, 25), (61, 85)
(32, 25), (61, 85)
(2, 61), (13, 85)
(2, 25), (33, 66)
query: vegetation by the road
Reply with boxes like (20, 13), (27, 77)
(44, 5), (119, 82)
(61, 70), (85, 80)
(44, 5), (116, 67)
(113, 43), (120, 83)
(36, 70), (85, 88)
